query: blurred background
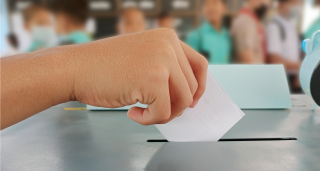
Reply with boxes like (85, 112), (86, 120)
(0, 0), (319, 93)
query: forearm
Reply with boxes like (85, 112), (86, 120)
(1, 47), (74, 129)
(0, 29), (208, 128)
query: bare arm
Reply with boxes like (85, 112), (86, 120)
(1, 29), (208, 129)
(232, 20), (258, 64)
(1, 50), (74, 129)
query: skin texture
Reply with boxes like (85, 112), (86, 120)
(1, 28), (208, 129)
(117, 8), (146, 34)
(202, 0), (226, 31)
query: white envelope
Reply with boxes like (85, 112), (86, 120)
(155, 70), (245, 142)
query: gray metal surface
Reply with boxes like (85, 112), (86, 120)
(1, 95), (320, 171)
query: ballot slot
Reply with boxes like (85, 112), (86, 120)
(147, 137), (298, 142)
(154, 70), (245, 142)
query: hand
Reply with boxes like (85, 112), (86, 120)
(68, 29), (208, 125)
(1, 28), (208, 129)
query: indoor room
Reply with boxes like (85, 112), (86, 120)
(1, 0), (320, 170)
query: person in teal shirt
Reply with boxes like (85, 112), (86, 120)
(50, 0), (92, 45)
(64, 31), (92, 45)
(186, 0), (231, 64)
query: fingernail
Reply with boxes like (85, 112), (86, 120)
(190, 99), (199, 108)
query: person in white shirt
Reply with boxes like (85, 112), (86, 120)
(266, 0), (302, 91)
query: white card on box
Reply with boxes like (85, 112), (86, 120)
(155, 70), (245, 142)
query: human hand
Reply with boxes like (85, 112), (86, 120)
(64, 29), (208, 125)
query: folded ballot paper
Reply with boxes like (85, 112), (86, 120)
(155, 70), (245, 142)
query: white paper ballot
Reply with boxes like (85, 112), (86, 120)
(155, 70), (245, 142)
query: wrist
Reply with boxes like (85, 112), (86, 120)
(45, 46), (76, 103)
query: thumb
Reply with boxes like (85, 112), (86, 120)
(127, 85), (171, 125)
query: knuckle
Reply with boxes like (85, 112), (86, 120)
(157, 28), (177, 38)
(157, 42), (175, 58)
(191, 80), (199, 95)
(157, 105), (171, 123)
(157, 116), (170, 124)
(165, 29), (178, 39)
(149, 67), (169, 85)
(147, 41), (175, 61)
(197, 85), (206, 95)
(160, 112), (171, 121)
(199, 57), (209, 70)
(183, 95), (193, 108)
(157, 112), (171, 124)
(155, 28), (179, 43)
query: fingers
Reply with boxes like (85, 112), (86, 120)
(179, 41), (208, 108)
(127, 81), (171, 125)
(127, 30), (208, 125)
(171, 41), (199, 98)
(127, 48), (194, 125)
(165, 57), (194, 122)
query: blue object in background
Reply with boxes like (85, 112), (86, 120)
(209, 65), (292, 109)
(302, 39), (309, 53)
(88, 65), (292, 110)
(300, 30), (320, 106)
(0, 0), (9, 55)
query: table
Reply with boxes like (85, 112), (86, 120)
(1, 95), (320, 171)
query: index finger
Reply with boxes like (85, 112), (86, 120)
(179, 41), (208, 108)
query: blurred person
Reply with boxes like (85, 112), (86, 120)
(266, 1), (301, 69)
(3, 33), (20, 57)
(266, 0), (302, 92)
(117, 7), (146, 35)
(231, 0), (271, 64)
(157, 12), (175, 31)
(50, 0), (91, 44)
(23, 4), (57, 52)
(304, 0), (320, 39)
(186, 0), (231, 64)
